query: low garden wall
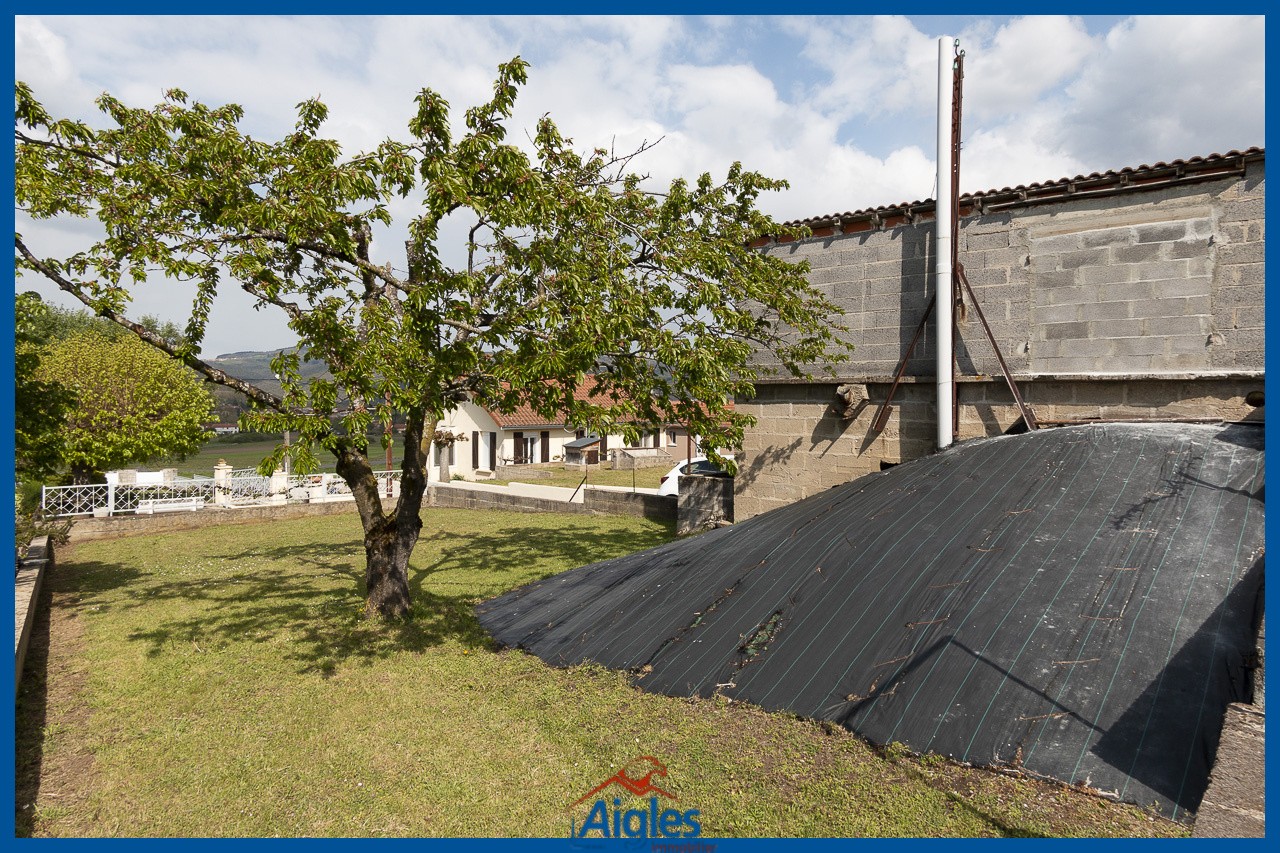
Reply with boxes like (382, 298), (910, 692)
(66, 497), (398, 542)
(62, 483), (676, 544)
(611, 448), (673, 470)
(427, 483), (675, 523)
(15, 536), (52, 698)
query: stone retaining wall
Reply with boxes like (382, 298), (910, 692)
(736, 376), (1264, 519)
(1194, 614), (1265, 837)
(66, 497), (397, 542)
(15, 536), (52, 698)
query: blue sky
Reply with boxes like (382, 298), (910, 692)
(14, 14), (1266, 356)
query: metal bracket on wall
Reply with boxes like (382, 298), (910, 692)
(955, 263), (1039, 431)
(867, 266), (1039, 437)
(870, 293), (936, 434)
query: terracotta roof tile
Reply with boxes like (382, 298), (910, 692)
(480, 381), (734, 430)
(485, 383), (617, 429)
(763, 147), (1264, 240)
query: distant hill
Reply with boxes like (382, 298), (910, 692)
(205, 347), (332, 422)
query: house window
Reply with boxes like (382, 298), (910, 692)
(472, 431), (479, 469)
(513, 431), (525, 464)
(540, 430), (550, 463)
(489, 432), (497, 470)
(668, 429), (677, 446)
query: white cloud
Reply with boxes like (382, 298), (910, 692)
(1058, 15), (1265, 167)
(789, 15), (938, 121)
(959, 15), (1097, 122)
(13, 14), (1265, 355)
(15, 17), (72, 84)
(958, 126), (1088, 194)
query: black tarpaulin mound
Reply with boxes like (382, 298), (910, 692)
(477, 423), (1264, 819)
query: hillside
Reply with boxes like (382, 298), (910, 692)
(205, 347), (331, 422)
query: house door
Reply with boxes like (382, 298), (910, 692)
(540, 431), (550, 463)
(489, 432), (497, 470)
(513, 432), (525, 464)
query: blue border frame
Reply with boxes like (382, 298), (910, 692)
(5, 4), (1272, 846)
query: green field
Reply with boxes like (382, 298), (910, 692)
(167, 436), (401, 477)
(17, 509), (1183, 838)
(169, 437), (664, 489)
(167, 437), (294, 476)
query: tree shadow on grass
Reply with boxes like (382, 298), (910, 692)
(64, 518), (671, 678)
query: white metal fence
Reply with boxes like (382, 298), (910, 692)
(41, 469), (402, 518)
(41, 480), (216, 517)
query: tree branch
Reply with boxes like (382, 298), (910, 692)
(16, 235), (284, 411)
(14, 130), (121, 168)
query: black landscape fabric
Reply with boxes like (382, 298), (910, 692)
(477, 423), (1264, 819)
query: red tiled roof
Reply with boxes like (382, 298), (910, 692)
(753, 147), (1264, 245)
(480, 381), (735, 430)
(484, 383), (616, 429)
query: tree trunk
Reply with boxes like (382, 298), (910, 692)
(335, 408), (432, 620)
(361, 514), (416, 619)
(68, 463), (101, 485)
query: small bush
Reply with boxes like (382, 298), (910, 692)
(14, 508), (73, 559)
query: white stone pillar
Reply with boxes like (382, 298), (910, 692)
(213, 459), (233, 507)
(268, 468), (289, 505)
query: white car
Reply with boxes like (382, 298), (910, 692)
(657, 456), (729, 497)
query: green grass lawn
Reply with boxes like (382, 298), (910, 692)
(17, 509), (1184, 838)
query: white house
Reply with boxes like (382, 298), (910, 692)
(429, 388), (709, 482)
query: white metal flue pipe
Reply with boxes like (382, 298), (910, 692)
(935, 36), (954, 451)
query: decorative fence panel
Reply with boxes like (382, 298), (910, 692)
(225, 469), (272, 503)
(41, 470), (403, 517)
(110, 482), (215, 513)
(41, 483), (112, 517)
(42, 482), (215, 517)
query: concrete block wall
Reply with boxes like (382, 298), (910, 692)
(1029, 218), (1216, 372)
(754, 161), (1264, 381)
(736, 160), (1264, 519)
(677, 473), (734, 535)
(734, 376), (1264, 521)
(765, 226), (937, 378)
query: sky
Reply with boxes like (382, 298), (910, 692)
(13, 14), (1266, 358)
